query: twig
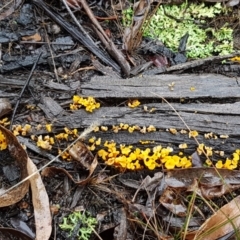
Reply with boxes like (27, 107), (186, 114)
(10, 52), (43, 130)
(78, 0), (131, 76)
(43, 27), (60, 82)
(61, 0), (94, 43)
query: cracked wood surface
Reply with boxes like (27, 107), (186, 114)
(81, 74), (240, 98)
(58, 73), (240, 155)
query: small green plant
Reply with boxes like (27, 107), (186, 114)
(123, 2), (233, 58)
(59, 211), (97, 240)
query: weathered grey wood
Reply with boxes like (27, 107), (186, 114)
(81, 74), (240, 99)
(57, 102), (240, 135)
(38, 96), (65, 118)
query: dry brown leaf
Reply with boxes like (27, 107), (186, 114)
(0, 125), (29, 207)
(69, 141), (94, 169)
(160, 187), (187, 216)
(185, 195), (240, 240)
(27, 158), (52, 240)
(0, 227), (33, 240)
(165, 168), (240, 199)
(22, 33), (42, 42)
(42, 155), (98, 185)
(0, 98), (12, 118)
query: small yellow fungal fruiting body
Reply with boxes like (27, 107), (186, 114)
(128, 99), (141, 108)
(101, 126), (108, 131)
(189, 130), (198, 138)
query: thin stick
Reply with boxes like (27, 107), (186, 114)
(61, 0), (94, 43)
(10, 52), (43, 130)
(43, 27), (60, 82)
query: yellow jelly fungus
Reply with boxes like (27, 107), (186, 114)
(180, 129), (187, 134)
(140, 126), (147, 134)
(94, 126), (99, 132)
(128, 99), (141, 108)
(12, 124), (31, 136)
(55, 133), (68, 141)
(36, 135), (52, 150)
(128, 126), (136, 133)
(49, 137), (55, 145)
(112, 125), (121, 133)
(98, 149), (108, 160)
(0, 118), (10, 126)
(197, 143), (205, 155)
(220, 135), (229, 139)
(89, 137), (96, 143)
(216, 160), (223, 169)
(149, 108), (156, 113)
(147, 125), (156, 132)
(224, 159), (237, 170)
(144, 158), (156, 170)
(58, 149), (71, 161)
(219, 151), (224, 157)
(165, 158), (176, 170)
(46, 124), (52, 132)
(189, 130), (198, 138)
(180, 157), (192, 168)
(169, 128), (177, 135)
(95, 140), (198, 171)
(95, 138), (101, 146)
(101, 126), (108, 131)
(190, 87), (195, 91)
(36, 124), (42, 131)
(236, 149), (240, 155)
(0, 130), (7, 150)
(72, 129), (78, 136)
(230, 56), (240, 62)
(70, 95), (100, 112)
(139, 140), (150, 144)
(205, 146), (213, 157)
(179, 143), (187, 149)
(122, 123), (129, 130)
(205, 159), (212, 166)
(89, 144), (96, 151)
(64, 127), (71, 134)
(120, 144), (132, 155)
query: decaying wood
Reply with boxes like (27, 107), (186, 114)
(81, 74), (240, 98)
(56, 72), (240, 156)
(38, 96), (65, 119)
(58, 103), (240, 135)
(52, 100), (240, 157)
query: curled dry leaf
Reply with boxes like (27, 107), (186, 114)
(0, 227), (33, 240)
(160, 187), (187, 217)
(69, 141), (94, 169)
(27, 158), (52, 240)
(165, 168), (240, 199)
(42, 141), (98, 185)
(185, 195), (240, 240)
(0, 125), (29, 207)
(0, 98), (12, 118)
(42, 156), (98, 185)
